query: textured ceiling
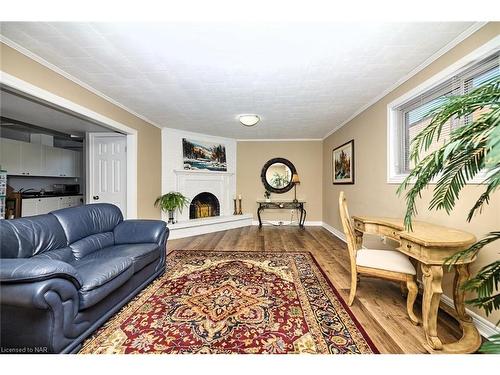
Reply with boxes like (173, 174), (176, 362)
(0, 22), (475, 138)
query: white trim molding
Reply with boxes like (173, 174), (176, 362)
(322, 22), (487, 141)
(0, 71), (139, 218)
(387, 35), (500, 184)
(321, 221), (347, 243)
(321, 221), (500, 339)
(237, 138), (323, 142)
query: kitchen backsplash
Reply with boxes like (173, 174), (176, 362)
(8, 176), (82, 193)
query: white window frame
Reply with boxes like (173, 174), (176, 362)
(387, 36), (500, 184)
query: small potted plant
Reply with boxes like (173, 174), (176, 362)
(264, 190), (271, 202)
(154, 191), (190, 224)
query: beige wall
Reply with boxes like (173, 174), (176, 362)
(322, 22), (500, 325)
(0, 43), (162, 219)
(237, 141), (322, 222)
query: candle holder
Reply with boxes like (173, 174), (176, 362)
(237, 197), (243, 215)
(233, 198), (238, 215)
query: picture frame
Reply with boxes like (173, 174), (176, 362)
(332, 139), (355, 184)
(182, 138), (227, 172)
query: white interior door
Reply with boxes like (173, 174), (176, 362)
(88, 133), (127, 215)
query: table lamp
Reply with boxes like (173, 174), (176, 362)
(292, 173), (300, 202)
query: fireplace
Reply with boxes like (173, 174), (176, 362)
(189, 192), (220, 219)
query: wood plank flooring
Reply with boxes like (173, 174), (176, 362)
(168, 225), (463, 354)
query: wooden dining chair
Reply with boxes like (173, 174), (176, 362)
(338, 191), (420, 325)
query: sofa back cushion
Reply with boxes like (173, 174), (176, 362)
(0, 214), (68, 258)
(51, 203), (123, 244)
(69, 232), (115, 260)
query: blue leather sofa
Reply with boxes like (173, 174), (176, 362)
(0, 203), (168, 353)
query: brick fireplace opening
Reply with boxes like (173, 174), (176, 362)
(189, 192), (220, 219)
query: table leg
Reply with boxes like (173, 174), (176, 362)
(421, 263), (481, 354)
(257, 206), (263, 229)
(301, 208), (307, 228)
(439, 264), (481, 354)
(421, 264), (444, 351)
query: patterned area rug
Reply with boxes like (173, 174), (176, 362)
(80, 251), (378, 354)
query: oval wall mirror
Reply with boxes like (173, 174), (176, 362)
(260, 158), (297, 194)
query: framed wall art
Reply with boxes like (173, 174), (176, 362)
(332, 140), (354, 184)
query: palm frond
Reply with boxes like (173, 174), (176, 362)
(480, 333), (500, 354)
(445, 232), (500, 267)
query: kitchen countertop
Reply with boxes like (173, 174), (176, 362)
(21, 193), (84, 199)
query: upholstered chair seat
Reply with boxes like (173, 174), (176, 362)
(356, 249), (417, 275)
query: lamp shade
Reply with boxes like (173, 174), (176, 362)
(292, 173), (300, 184)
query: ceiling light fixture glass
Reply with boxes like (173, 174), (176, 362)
(239, 114), (260, 127)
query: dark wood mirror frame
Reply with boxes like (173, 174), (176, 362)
(260, 158), (297, 194)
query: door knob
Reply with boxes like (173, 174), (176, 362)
(93, 196), (100, 200)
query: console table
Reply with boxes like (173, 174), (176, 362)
(256, 200), (306, 228)
(352, 215), (480, 354)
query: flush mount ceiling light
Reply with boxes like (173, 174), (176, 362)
(239, 114), (260, 127)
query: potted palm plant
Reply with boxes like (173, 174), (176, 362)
(397, 77), (500, 353)
(154, 192), (190, 224)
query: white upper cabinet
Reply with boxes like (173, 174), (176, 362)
(42, 145), (61, 176)
(0, 138), (81, 177)
(0, 138), (22, 174)
(59, 148), (76, 177)
(20, 141), (43, 176)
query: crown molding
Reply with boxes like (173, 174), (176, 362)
(322, 21), (488, 140)
(0, 35), (164, 130)
(237, 138), (322, 142)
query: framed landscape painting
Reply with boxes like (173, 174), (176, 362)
(182, 138), (227, 171)
(332, 140), (354, 184)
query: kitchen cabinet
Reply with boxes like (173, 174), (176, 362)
(0, 138), (22, 175)
(21, 195), (84, 217)
(42, 145), (61, 176)
(0, 138), (81, 177)
(20, 142), (43, 176)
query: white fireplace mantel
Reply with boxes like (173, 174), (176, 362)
(173, 169), (234, 176)
(162, 128), (249, 238)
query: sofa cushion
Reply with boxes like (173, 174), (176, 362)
(51, 203), (123, 244)
(32, 247), (75, 263)
(69, 232), (115, 260)
(0, 215), (68, 258)
(73, 256), (133, 309)
(93, 243), (161, 273)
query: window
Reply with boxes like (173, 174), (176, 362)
(388, 49), (499, 182)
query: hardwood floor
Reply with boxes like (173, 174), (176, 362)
(168, 225), (463, 354)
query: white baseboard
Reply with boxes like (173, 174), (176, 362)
(321, 221), (347, 242)
(320, 222), (500, 339)
(251, 220), (323, 227)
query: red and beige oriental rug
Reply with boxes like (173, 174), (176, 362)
(80, 251), (377, 354)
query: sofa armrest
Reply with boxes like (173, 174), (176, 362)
(0, 258), (82, 289)
(113, 219), (168, 245)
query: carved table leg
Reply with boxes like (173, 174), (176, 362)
(439, 263), (481, 354)
(421, 264), (444, 352)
